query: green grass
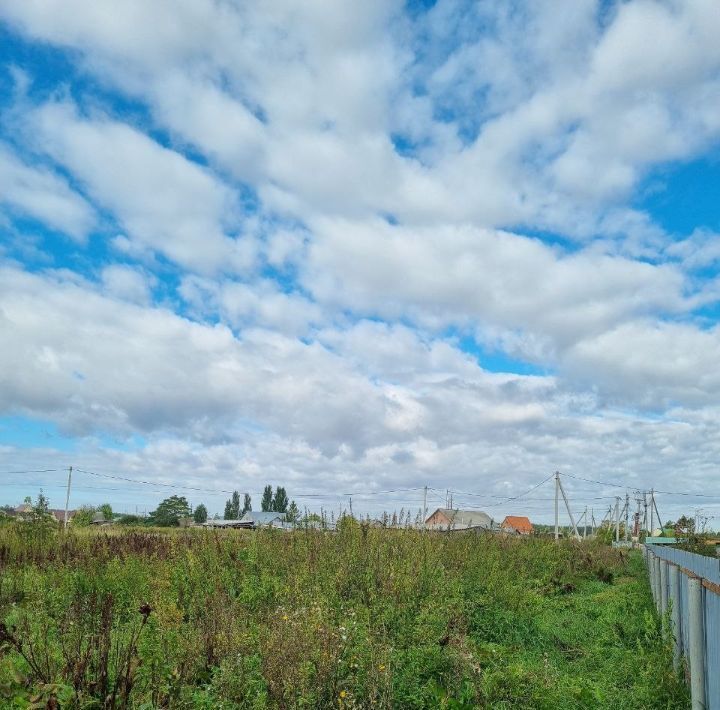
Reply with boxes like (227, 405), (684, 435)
(0, 521), (688, 708)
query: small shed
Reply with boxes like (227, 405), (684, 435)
(501, 515), (533, 535)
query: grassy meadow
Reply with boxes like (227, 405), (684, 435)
(0, 522), (688, 709)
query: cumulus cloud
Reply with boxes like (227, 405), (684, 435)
(1, 0), (720, 516)
(0, 142), (95, 239)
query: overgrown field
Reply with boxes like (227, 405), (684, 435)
(0, 523), (688, 709)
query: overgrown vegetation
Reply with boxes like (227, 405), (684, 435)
(0, 522), (688, 708)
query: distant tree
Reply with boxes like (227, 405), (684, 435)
(0, 505), (15, 516)
(391, 511), (398, 527)
(242, 493), (252, 516)
(98, 503), (113, 521)
(224, 491), (241, 520)
(194, 503), (208, 524)
(261, 485), (273, 512)
(285, 500), (299, 523)
(272, 487), (289, 513)
(72, 505), (97, 527)
(149, 495), (191, 527)
(35, 490), (50, 516)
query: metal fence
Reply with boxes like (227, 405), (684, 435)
(645, 544), (720, 709)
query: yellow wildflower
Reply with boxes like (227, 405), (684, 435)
(379, 664), (386, 671)
(339, 690), (347, 699)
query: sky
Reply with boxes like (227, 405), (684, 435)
(1, 0), (720, 525)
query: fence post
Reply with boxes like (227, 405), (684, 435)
(688, 577), (706, 710)
(669, 564), (681, 672)
(649, 551), (657, 604)
(660, 560), (669, 630)
(653, 556), (662, 612)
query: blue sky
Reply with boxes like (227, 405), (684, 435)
(1, 0), (720, 523)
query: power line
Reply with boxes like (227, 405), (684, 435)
(0, 468), (60, 474)
(561, 471), (720, 499)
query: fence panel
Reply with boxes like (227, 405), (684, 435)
(647, 543), (720, 709)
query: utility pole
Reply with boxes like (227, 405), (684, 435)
(554, 471), (559, 540)
(653, 495), (662, 534)
(642, 491), (648, 535)
(614, 496), (620, 543)
(422, 485), (428, 530)
(591, 508), (595, 537)
(349, 495), (353, 518)
(63, 465), (73, 530)
(583, 506), (588, 538)
(557, 473), (581, 540)
(624, 492), (629, 542)
(649, 488), (654, 535)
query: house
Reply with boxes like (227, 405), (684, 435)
(204, 511), (287, 530)
(501, 515), (533, 535)
(50, 509), (76, 524)
(13, 505), (76, 524)
(240, 511), (287, 528)
(425, 508), (494, 531)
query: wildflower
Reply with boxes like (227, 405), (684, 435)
(379, 664), (386, 671)
(339, 690), (347, 699)
(138, 603), (153, 619)
(282, 614), (289, 621)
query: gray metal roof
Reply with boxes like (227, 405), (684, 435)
(428, 508), (494, 529)
(240, 511), (285, 524)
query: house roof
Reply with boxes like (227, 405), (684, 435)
(502, 516), (533, 533)
(426, 508), (493, 529)
(240, 511), (285, 524)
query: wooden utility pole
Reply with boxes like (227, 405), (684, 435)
(422, 485), (427, 529)
(624, 492), (629, 542)
(557, 473), (580, 540)
(614, 496), (620, 543)
(649, 488), (655, 535)
(554, 471), (559, 540)
(63, 465), (73, 530)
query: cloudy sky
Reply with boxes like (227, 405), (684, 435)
(1, 0), (719, 524)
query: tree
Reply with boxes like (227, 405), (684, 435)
(72, 505), (97, 527)
(224, 491), (241, 520)
(149, 496), (191, 527)
(242, 493), (252, 516)
(272, 486), (289, 513)
(285, 500), (299, 523)
(194, 503), (208, 524)
(261, 485), (273, 512)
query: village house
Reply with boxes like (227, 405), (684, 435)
(425, 508), (494, 530)
(500, 515), (534, 535)
(204, 511), (287, 530)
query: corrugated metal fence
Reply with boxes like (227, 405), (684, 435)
(645, 544), (720, 709)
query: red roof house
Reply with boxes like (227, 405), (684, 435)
(501, 515), (533, 535)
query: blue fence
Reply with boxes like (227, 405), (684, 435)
(646, 544), (720, 709)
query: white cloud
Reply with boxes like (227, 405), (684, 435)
(23, 101), (245, 273)
(101, 264), (155, 305)
(0, 142), (95, 239)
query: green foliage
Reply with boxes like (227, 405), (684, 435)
(242, 493), (252, 516)
(194, 503), (208, 524)
(71, 505), (96, 527)
(224, 491), (241, 520)
(285, 500), (299, 523)
(98, 502), (113, 521)
(261, 485), (273, 512)
(272, 486), (288, 513)
(0, 528), (688, 708)
(148, 495), (191, 527)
